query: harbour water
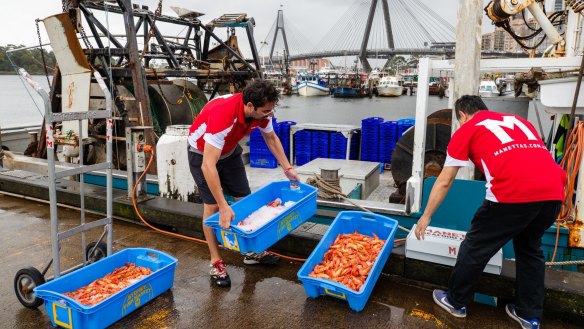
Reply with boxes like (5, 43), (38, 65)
(0, 74), (449, 129)
(0, 75), (48, 129)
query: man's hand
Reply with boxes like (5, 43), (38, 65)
(415, 215), (431, 240)
(284, 168), (300, 182)
(219, 206), (235, 229)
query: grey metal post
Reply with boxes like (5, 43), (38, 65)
(453, 0), (482, 100)
(94, 71), (114, 256)
(453, 0), (482, 180)
(18, 69), (61, 276)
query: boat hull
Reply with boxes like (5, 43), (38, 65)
(298, 83), (329, 96)
(377, 86), (402, 97)
(333, 87), (362, 98)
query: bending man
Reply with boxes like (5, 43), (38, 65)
(187, 80), (300, 287)
(415, 95), (565, 329)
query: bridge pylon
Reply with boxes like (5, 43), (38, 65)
(269, 10), (290, 66)
(360, 0), (394, 72)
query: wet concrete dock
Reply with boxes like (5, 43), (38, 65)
(1, 195), (581, 329)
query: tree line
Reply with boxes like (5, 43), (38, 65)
(0, 44), (56, 75)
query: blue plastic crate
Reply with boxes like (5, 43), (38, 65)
(205, 181), (317, 254)
(34, 248), (177, 329)
(250, 151), (278, 168)
(296, 153), (312, 166)
(297, 211), (398, 312)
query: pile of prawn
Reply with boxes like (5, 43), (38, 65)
(64, 263), (152, 306)
(309, 231), (385, 291)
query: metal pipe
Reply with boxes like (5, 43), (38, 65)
(94, 70), (114, 257)
(527, 3), (563, 46)
(406, 57), (431, 214)
(18, 68), (61, 277)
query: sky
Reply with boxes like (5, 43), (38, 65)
(0, 0), (496, 48)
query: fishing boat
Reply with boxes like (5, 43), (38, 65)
(296, 74), (329, 96)
(332, 73), (364, 98)
(478, 79), (499, 97)
(376, 76), (403, 97)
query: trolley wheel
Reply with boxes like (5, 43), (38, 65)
(14, 267), (45, 309)
(86, 241), (107, 264)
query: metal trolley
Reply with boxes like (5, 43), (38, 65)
(13, 68), (114, 309)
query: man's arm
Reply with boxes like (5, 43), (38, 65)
(414, 166), (460, 240)
(201, 144), (233, 228)
(262, 130), (300, 181)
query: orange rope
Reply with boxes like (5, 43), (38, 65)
(551, 121), (584, 263)
(131, 149), (208, 245)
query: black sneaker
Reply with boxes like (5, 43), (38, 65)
(209, 259), (231, 287)
(243, 251), (281, 265)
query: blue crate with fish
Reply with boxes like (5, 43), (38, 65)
(33, 248), (177, 329)
(205, 181), (317, 254)
(297, 211), (398, 312)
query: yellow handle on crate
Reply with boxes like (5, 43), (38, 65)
(52, 302), (73, 329)
(221, 230), (240, 252)
(324, 288), (346, 300)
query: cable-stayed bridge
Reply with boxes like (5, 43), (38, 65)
(260, 0), (523, 71)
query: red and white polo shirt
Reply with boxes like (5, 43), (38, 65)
(445, 110), (565, 203)
(187, 93), (273, 155)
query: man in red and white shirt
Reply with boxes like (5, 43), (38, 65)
(187, 80), (299, 287)
(415, 95), (565, 328)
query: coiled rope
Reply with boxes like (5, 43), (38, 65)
(306, 175), (411, 233)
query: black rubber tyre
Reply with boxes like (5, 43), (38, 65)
(14, 267), (45, 309)
(86, 241), (107, 264)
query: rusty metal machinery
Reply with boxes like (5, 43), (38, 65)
(33, 0), (262, 170)
(389, 109), (452, 204)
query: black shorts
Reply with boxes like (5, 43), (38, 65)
(188, 145), (251, 205)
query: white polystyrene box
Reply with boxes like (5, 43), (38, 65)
(156, 125), (197, 202)
(405, 224), (502, 275)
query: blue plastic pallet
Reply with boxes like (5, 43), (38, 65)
(34, 248), (177, 329)
(297, 211), (398, 312)
(205, 181), (317, 254)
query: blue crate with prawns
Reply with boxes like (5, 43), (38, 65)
(33, 248), (177, 329)
(205, 181), (317, 254)
(297, 211), (398, 312)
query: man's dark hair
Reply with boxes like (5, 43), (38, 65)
(454, 95), (488, 120)
(242, 79), (279, 108)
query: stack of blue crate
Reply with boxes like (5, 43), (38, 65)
(277, 121), (296, 160)
(250, 128), (277, 168)
(379, 121), (398, 164)
(329, 132), (360, 160)
(311, 131), (330, 160)
(295, 130), (312, 166)
(361, 117), (384, 162)
(397, 118), (415, 139)
(329, 132), (348, 159)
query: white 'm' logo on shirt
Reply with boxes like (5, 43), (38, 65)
(476, 116), (537, 144)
